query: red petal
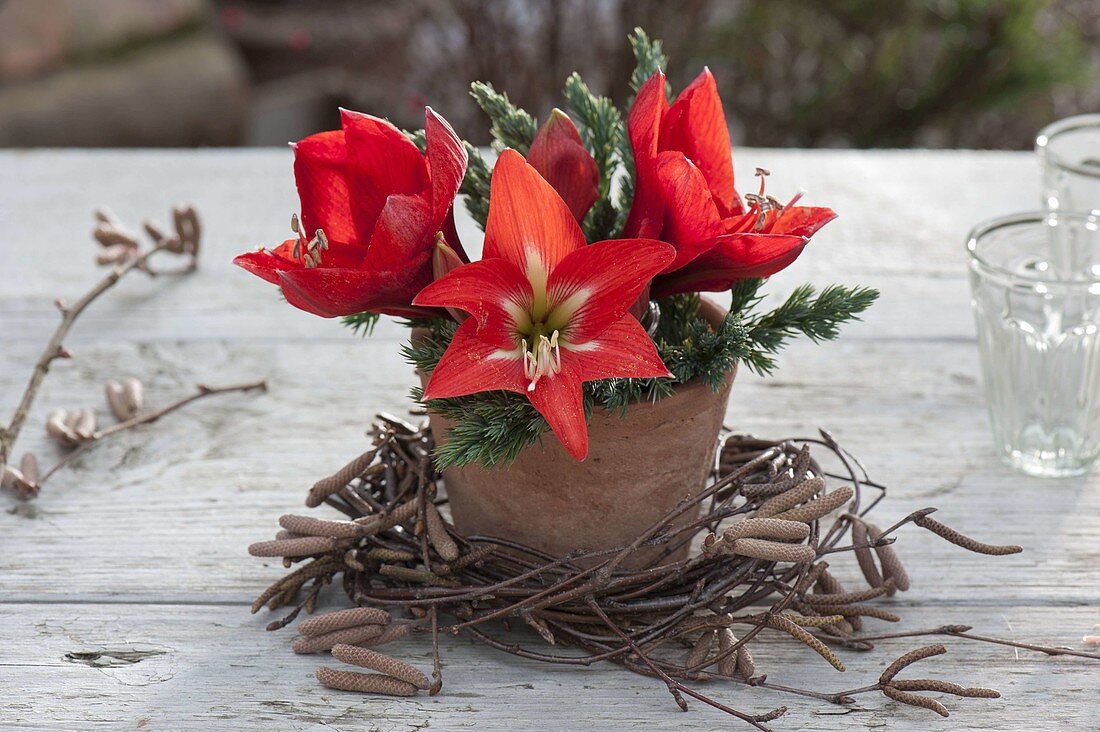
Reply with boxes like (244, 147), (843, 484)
(661, 68), (740, 217)
(562, 314), (672, 382)
(422, 319), (527, 399)
(235, 238), (370, 287)
(363, 193), (434, 272)
(654, 151), (725, 272)
(527, 362), (588, 461)
(340, 108), (429, 239)
(650, 233), (808, 298)
(424, 107), (467, 228)
(769, 206), (837, 238)
(622, 70), (669, 239)
(278, 264), (433, 318)
(292, 131), (358, 245)
(414, 258), (533, 349)
(234, 239), (304, 285)
(546, 238), (674, 343)
(484, 149), (586, 275)
(528, 109), (599, 222)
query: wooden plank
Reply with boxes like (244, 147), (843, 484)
(0, 602), (1094, 731)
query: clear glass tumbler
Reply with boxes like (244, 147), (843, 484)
(967, 211), (1100, 477)
(1037, 114), (1100, 215)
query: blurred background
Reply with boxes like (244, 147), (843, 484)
(0, 0), (1096, 149)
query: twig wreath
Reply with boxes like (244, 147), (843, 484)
(248, 416), (1098, 729)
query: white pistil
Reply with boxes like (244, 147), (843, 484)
(523, 331), (561, 392)
(782, 189), (806, 213)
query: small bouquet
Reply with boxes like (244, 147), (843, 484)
(236, 29), (876, 474)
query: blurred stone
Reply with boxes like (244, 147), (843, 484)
(0, 0), (209, 83)
(0, 33), (249, 147)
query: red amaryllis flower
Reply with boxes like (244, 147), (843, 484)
(234, 106), (467, 318)
(414, 149), (675, 460)
(623, 69), (836, 298)
(527, 109), (599, 222)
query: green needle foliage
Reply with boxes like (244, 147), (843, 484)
(342, 311), (381, 337)
(627, 27), (668, 98)
(469, 81), (538, 154)
(464, 82), (539, 230)
(403, 128), (427, 153)
(460, 142), (493, 229)
(738, 284), (879, 375)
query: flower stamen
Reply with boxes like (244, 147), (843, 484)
(290, 213), (306, 259)
(523, 331), (561, 392)
(302, 229), (328, 268)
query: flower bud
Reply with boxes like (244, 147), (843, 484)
(105, 380), (134, 421)
(93, 225), (139, 249)
(1, 464), (22, 490)
(143, 219), (167, 243)
(122, 377), (144, 414)
(528, 108), (599, 222)
(96, 245), (134, 266)
(45, 410), (79, 446)
(432, 235), (468, 323)
(69, 409), (96, 441)
(20, 452), (39, 485)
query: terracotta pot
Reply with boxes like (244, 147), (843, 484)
(419, 299), (734, 566)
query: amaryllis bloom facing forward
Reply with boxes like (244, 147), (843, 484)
(414, 150), (675, 460)
(234, 107), (467, 317)
(624, 69), (837, 298)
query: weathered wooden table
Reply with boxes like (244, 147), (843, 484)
(1, 150), (1096, 730)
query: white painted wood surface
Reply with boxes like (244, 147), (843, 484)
(1, 149), (1097, 730)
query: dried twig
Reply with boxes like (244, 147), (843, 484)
(1, 205), (200, 479)
(34, 380), (268, 489)
(0, 205), (254, 502)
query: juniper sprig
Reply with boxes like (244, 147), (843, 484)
(342, 312), (381, 337)
(627, 26), (669, 98)
(739, 284), (879, 376)
(469, 81), (538, 154)
(459, 142), (493, 229)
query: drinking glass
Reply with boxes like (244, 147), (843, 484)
(1037, 114), (1100, 215)
(967, 211), (1100, 477)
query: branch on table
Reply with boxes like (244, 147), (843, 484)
(0, 204), (260, 500)
(26, 379), (269, 491)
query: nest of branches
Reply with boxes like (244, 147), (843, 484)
(247, 415), (1084, 729)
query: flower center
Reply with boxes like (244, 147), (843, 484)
(289, 214), (328, 267)
(521, 330), (561, 392)
(732, 168), (804, 233)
